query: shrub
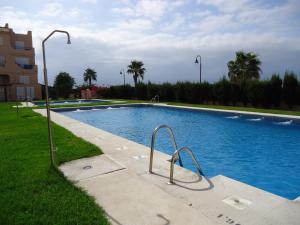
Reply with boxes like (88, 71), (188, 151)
(213, 77), (231, 105)
(95, 86), (110, 98)
(110, 85), (134, 99)
(269, 74), (282, 107)
(175, 82), (188, 102)
(147, 82), (160, 100)
(102, 74), (300, 109)
(296, 81), (300, 105)
(230, 83), (240, 106)
(246, 80), (263, 107)
(283, 71), (298, 108)
(135, 83), (147, 100)
(239, 80), (248, 106)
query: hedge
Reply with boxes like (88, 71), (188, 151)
(96, 72), (299, 109)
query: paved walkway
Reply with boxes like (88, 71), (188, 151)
(35, 107), (300, 225)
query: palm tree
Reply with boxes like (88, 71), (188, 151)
(127, 60), (146, 87)
(83, 68), (97, 87)
(227, 51), (261, 83)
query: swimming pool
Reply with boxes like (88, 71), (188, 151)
(58, 105), (300, 200)
(34, 99), (108, 106)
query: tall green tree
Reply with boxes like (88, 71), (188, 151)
(282, 71), (298, 108)
(227, 51), (262, 83)
(83, 68), (97, 87)
(54, 72), (75, 98)
(127, 60), (146, 87)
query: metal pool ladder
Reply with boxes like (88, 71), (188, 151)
(169, 146), (204, 184)
(150, 95), (159, 103)
(149, 125), (204, 184)
(149, 125), (183, 174)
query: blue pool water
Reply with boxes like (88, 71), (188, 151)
(59, 105), (300, 200)
(34, 99), (107, 106)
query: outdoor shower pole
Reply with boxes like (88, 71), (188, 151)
(42, 30), (71, 167)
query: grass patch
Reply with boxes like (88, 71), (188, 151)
(167, 102), (300, 116)
(0, 103), (110, 225)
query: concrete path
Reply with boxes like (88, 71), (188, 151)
(35, 107), (300, 225)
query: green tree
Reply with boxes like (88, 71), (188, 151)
(53, 72), (75, 98)
(282, 71), (298, 108)
(227, 51), (262, 83)
(127, 60), (146, 87)
(83, 68), (97, 87)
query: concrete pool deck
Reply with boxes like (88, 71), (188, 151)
(35, 105), (300, 225)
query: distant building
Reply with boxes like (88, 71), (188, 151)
(0, 23), (41, 101)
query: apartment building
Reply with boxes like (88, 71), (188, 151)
(0, 23), (41, 101)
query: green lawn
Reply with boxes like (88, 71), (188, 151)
(166, 102), (300, 116)
(0, 103), (110, 225)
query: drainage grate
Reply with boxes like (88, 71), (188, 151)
(82, 165), (92, 170)
(222, 195), (252, 210)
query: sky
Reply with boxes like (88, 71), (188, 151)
(1, 0), (300, 86)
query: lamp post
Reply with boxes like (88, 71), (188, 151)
(194, 55), (202, 83)
(42, 30), (71, 167)
(120, 69), (126, 86)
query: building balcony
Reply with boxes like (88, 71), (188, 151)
(12, 47), (34, 56)
(15, 46), (32, 50)
(16, 63), (34, 69)
(0, 63), (37, 74)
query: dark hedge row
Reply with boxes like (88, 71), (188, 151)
(98, 73), (300, 109)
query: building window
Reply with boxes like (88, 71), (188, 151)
(20, 76), (29, 84)
(15, 56), (29, 65)
(16, 87), (25, 100)
(15, 41), (25, 49)
(27, 87), (35, 99)
(16, 86), (35, 100)
(0, 36), (3, 45)
(0, 56), (5, 66)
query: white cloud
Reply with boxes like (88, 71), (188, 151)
(189, 14), (235, 34)
(1, 0), (299, 85)
(81, 0), (98, 4)
(39, 2), (64, 17)
(163, 14), (185, 32)
(191, 9), (212, 17)
(112, 0), (168, 21)
(136, 0), (167, 19)
(38, 3), (86, 20)
(196, 0), (249, 13)
(112, 7), (135, 16)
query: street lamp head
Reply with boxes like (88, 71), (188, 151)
(194, 58), (199, 64)
(67, 39), (71, 44)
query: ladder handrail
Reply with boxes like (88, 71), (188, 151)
(169, 146), (204, 184)
(149, 125), (182, 173)
(150, 95), (159, 103)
